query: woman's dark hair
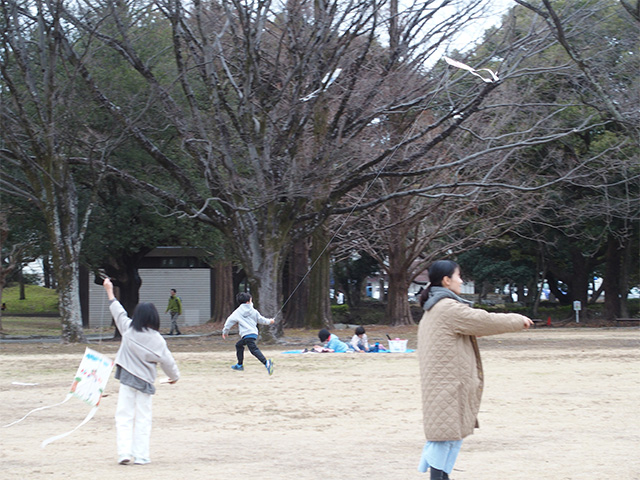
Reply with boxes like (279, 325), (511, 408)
(419, 260), (460, 308)
(355, 326), (366, 336)
(131, 302), (160, 332)
(318, 328), (331, 342)
(236, 292), (252, 304)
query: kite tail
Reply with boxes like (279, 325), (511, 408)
(41, 405), (99, 448)
(2, 394), (72, 428)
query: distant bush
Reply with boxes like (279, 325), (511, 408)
(331, 302), (387, 325)
(331, 304), (349, 316)
(475, 302), (573, 321)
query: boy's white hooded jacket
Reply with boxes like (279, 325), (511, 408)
(222, 303), (271, 338)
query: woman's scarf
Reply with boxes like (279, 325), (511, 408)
(423, 286), (473, 311)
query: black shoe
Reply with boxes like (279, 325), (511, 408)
(176, 331), (182, 335)
(430, 467), (449, 480)
(168, 332), (174, 336)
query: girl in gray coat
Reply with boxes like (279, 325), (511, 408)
(103, 278), (180, 465)
(417, 260), (532, 479)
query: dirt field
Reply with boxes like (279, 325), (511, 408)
(1, 326), (639, 479)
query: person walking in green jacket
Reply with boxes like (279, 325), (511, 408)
(165, 289), (183, 335)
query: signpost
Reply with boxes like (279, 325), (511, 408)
(573, 300), (581, 323)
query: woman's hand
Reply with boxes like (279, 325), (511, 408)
(103, 278), (115, 301)
(523, 318), (534, 329)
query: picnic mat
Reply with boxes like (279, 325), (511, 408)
(282, 349), (415, 354)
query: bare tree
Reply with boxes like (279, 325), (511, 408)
(4, 0), (633, 338)
(0, 1), (118, 341)
(501, 0), (640, 319)
(46, 0), (523, 330)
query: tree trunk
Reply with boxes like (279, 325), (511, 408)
(547, 247), (592, 312)
(283, 238), (310, 329)
(44, 256), (53, 289)
(111, 265), (142, 318)
(46, 176), (87, 343)
(305, 226), (332, 330)
(242, 241), (284, 343)
(603, 236), (622, 321)
(569, 249), (591, 315)
(227, 207), (292, 342)
(385, 244), (414, 326)
(57, 261), (86, 343)
(619, 241), (631, 319)
(100, 253), (147, 339)
(531, 252), (546, 318)
(212, 261), (234, 323)
(18, 267), (25, 300)
(252, 269), (281, 344)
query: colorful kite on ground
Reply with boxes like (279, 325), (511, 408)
(3, 347), (114, 447)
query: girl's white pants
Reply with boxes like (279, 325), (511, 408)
(115, 384), (153, 463)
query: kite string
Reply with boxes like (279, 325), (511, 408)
(276, 116), (435, 317)
(275, 65), (456, 318)
(276, 169), (386, 317)
(98, 283), (106, 345)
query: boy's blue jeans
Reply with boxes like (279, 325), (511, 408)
(235, 334), (267, 365)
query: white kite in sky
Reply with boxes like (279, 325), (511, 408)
(3, 347), (114, 448)
(300, 68), (343, 102)
(444, 56), (499, 83)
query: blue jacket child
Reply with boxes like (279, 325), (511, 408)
(318, 328), (351, 353)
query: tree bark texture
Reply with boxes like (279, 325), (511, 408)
(212, 261), (235, 323)
(385, 242), (414, 326)
(603, 236), (622, 321)
(305, 226), (332, 330)
(283, 238), (310, 329)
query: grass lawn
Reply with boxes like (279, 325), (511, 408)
(1, 285), (62, 336)
(0, 316), (62, 336)
(2, 284), (58, 314)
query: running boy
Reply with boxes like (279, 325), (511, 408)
(222, 292), (275, 375)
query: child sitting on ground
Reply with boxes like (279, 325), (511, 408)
(350, 326), (370, 352)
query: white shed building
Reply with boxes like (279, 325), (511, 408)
(85, 247), (214, 329)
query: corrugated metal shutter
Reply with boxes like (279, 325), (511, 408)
(88, 268), (211, 328)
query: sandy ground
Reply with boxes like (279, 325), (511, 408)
(1, 327), (639, 480)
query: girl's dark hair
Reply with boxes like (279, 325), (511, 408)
(355, 326), (366, 335)
(236, 292), (252, 304)
(419, 260), (460, 308)
(131, 302), (160, 332)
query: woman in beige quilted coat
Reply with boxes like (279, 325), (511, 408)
(417, 260), (533, 479)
